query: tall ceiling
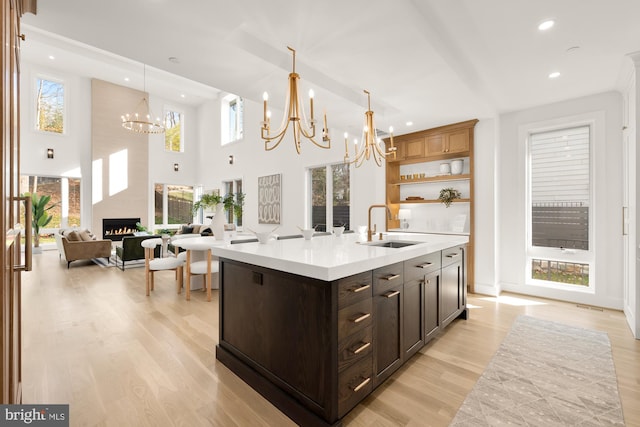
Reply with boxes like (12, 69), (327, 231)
(20, 0), (640, 136)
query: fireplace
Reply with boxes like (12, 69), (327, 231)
(102, 217), (140, 241)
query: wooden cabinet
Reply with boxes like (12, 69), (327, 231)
(426, 129), (470, 155)
(385, 119), (477, 292)
(372, 262), (403, 386)
(424, 270), (440, 341)
(403, 278), (423, 359)
(404, 137), (426, 159)
(217, 248), (467, 427)
(440, 246), (466, 328)
(337, 271), (373, 417)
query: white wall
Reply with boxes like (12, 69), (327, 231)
(20, 62), (93, 227)
(21, 61), (207, 232)
(499, 91), (624, 310)
(474, 118), (500, 295)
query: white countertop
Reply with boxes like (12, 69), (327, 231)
(207, 232), (468, 281)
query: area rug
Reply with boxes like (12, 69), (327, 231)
(449, 315), (625, 426)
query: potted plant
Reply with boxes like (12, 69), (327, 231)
(24, 192), (56, 252)
(439, 187), (461, 208)
(192, 191), (222, 215)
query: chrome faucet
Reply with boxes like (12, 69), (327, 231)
(367, 204), (392, 242)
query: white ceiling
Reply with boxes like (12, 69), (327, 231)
(20, 0), (640, 136)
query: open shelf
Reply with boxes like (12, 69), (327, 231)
(392, 198), (471, 204)
(392, 174), (471, 185)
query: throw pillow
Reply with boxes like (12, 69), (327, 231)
(79, 230), (94, 241)
(180, 225), (194, 234)
(66, 231), (80, 241)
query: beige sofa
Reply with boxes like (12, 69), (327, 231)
(55, 229), (113, 268)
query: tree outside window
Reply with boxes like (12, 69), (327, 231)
(36, 78), (64, 134)
(164, 110), (183, 152)
(310, 164), (350, 231)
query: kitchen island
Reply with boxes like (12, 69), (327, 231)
(211, 233), (468, 427)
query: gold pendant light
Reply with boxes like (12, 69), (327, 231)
(344, 90), (396, 167)
(261, 47), (330, 153)
(121, 64), (165, 134)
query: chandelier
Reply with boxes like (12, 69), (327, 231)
(121, 64), (165, 134)
(261, 46), (330, 153)
(343, 90), (396, 167)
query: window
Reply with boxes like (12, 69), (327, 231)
(20, 175), (81, 242)
(221, 94), (243, 145)
(222, 179), (244, 227)
(164, 109), (183, 152)
(309, 164), (350, 231)
(154, 184), (193, 225)
(35, 77), (64, 134)
(527, 125), (592, 287)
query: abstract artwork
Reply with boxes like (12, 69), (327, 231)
(258, 173), (281, 224)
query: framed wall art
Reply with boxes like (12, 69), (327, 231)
(258, 173), (281, 224)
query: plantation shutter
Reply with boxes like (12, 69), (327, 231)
(530, 126), (590, 250)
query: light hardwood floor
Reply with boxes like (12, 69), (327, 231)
(22, 250), (640, 426)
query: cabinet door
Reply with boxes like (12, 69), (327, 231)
(405, 137), (425, 159)
(424, 270), (440, 341)
(440, 260), (462, 327)
(403, 278), (424, 359)
(373, 281), (402, 385)
(447, 129), (470, 154)
(425, 134), (445, 155)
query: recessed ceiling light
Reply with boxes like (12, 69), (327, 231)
(48, 55), (55, 60)
(548, 71), (561, 79)
(538, 20), (555, 31)
(405, 121), (413, 126)
(180, 94), (186, 98)
(124, 77), (130, 82)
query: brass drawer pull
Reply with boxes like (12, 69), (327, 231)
(446, 252), (460, 258)
(384, 290), (400, 298)
(352, 377), (371, 392)
(417, 262), (432, 269)
(351, 342), (371, 354)
(351, 313), (371, 323)
(350, 284), (371, 293)
(381, 274), (400, 281)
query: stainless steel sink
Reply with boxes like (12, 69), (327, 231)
(364, 240), (420, 248)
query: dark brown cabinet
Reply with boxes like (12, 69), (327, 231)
(424, 270), (440, 341)
(402, 278), (423, 359)
(216, 245), (466, 427)
(440, 247), (465, 328)
(372, 263), (403, 386)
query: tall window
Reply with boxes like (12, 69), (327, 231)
(221, 94), (243, 145)
(20, 175), (81, 242)
(35, 77), (64, 134)
(154, 184), (193, 226)
(527, 125), (592, 287)
(309, 164), (350, 231)
(164, 109), (183, 152)
(222, 179), (243, 227)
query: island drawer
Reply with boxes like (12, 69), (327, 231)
(338, 326), (372, 372)
(373, 262), (404, 295)
(338, 298), (373, 339)
(337, 271), (372, 309)
(442, 246), (464, 268)
(405, 252), (441, 280)
(337, 356), (373, 417)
